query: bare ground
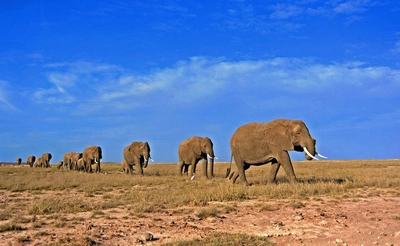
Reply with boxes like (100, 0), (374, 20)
(1, 190), (399, 246)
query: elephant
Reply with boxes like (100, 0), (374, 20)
(178, 136), (216, 179)
(34, 157), (43, 168)
(63, 152), (83, 170)
(121, 159), (133, 174)
(63, 152), (73, 170)
(26, 156), (36, 168)
(71, 152), (83, 170)
(16, 158), (22, 165)
(41, 153), (52, 168)
(82, 146), (102, 173)
(56, 161), (64, 169)
(123, 142), (152, 175)
(77, 158), (86, 171)
(227, 119), (326, 185)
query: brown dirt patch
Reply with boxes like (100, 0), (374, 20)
(1, 190), (399, 245)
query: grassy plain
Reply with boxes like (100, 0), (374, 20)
(0, 159), (399, 245)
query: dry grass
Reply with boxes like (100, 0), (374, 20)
(0, 159), (399, 244)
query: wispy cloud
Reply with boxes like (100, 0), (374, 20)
(269, 4), (303, 19)
(32, 57), (400, 115)
(332, 0), (376, 14)
(0, 80), (19, 111)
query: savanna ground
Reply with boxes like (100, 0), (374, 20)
(0, 160), (400, 246)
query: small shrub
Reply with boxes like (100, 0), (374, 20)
(196, 207), (219, 219)
(288, 200), (305, 209)
(0, 223), (24, 232)
(164, 231), (274, 246)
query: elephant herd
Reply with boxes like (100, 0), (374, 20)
(60, 146), (103, 173)
(25, 153), (52, 168)
(17, 119), (327, 184)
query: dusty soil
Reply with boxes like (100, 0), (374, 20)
(1, 189), (399, 246)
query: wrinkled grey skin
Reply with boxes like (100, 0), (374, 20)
(16, 158), (22, 165)
(178, 136), (215, 179)
(123, 142), (151, 175)
(83, 146), (102, 173)
(228, 119), (318, 185)
(27, 156), (36, 168)
(41, 153), (52, 168)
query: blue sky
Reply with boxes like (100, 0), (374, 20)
(1, 0), (399, 163)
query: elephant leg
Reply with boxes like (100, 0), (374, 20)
(183, 164), (189, 175)
(201, 158), (208, 177)
(231, 171), (239, 184)
(277, 152), (296, 183)
(235, 158), (249, 186)
(136, 160), (143, 175)
(96, 163), (101, 173)
(269, 162), (281, 183)
(188, 161), (197, 178)
(207, 158), (214, 178)
(178, 161), (185, 175)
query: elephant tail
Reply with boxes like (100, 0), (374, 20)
(225, 153), (233, 178)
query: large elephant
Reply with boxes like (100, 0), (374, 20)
(123, 142), (152, 175)
(82, 146), (102, 173)
(41, 153), (52, 168)
(27, 156), (36, 168)
(227, 119), (326, 185)
(16, 158), (22, 165)
(178, 136), (216, 179)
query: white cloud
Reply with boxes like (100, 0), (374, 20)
(270, 4), (303, 19)
(333, 0), (371, 14)
(0, 80), (18, 111)
(34, 57), (400, 113)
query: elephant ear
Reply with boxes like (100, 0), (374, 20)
(188, 136), (202, 156)
(266, 122), (294, 151)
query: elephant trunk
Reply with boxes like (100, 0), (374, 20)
(207, 157), (214, 178)
(143, 157), (149, 168)
(304, 138), (318, 160)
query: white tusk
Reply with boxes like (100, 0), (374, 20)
(150, 157), (154, 162)
(144, 158), (148, 162)
(207, 154), (215, 160)
(317, 153), (328, 158)
(191, 174), (195, 180)
(303, 147), (319, 160)
(214, 156), (218, 160)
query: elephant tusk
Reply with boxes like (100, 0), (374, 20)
(150, 157), (154, 162)
(303, 147), (319, 160)
(317, 153), (328, 158)
(207, 154), (217, 160)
